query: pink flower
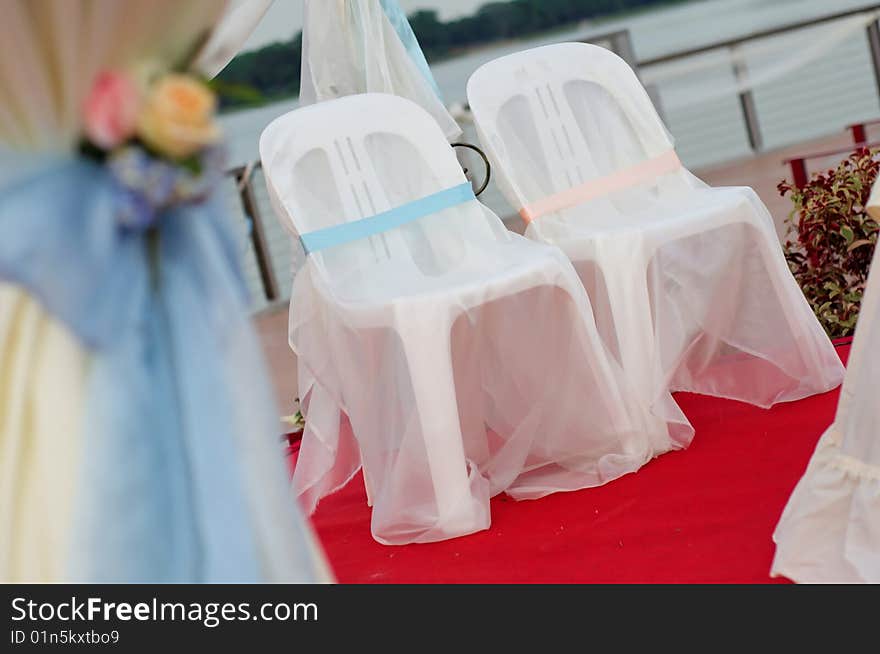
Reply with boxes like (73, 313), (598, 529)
(83, 71), (142, 150)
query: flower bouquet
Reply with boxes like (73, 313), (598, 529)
(81, 68), (224, 232)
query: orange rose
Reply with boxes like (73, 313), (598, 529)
(137, 74), (220, 159)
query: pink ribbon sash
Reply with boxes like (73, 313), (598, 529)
(519, 149), (682, 223)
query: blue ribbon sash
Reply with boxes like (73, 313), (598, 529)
(300, 181), (474, 254)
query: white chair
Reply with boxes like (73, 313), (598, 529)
(260, 93), (690, 545)
(467, 42), (844, 414)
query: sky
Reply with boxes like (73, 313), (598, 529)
(243, 0), (485, 51)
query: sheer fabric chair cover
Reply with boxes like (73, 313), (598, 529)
(772, 242), (880, 583)
(467, 43), (844, 422)
(0, 0), (329, 582)
(299, 0), (460, 140)
(0, 283), (90, 581)
(260, 93), (691, 545)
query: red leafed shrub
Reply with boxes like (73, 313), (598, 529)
(779, 147), (879, 338)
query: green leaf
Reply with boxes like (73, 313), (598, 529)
(840, 225), (855, 244)
(823, 281), (841, 298)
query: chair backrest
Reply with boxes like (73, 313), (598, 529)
(467, 42), (685, 221)
(260, 93), (496, 280)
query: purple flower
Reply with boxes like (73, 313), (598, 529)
(106, 145), (226, 231)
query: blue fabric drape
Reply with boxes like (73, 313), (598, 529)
(0, 158), (317, 582)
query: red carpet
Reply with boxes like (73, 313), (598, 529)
(296, 344), (850, 583)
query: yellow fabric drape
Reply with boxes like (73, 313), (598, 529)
(0, 284), (89, 582)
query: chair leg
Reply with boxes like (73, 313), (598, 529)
(398, 314), (480, 537)
(596, 249), (659, 403)
(362, 465), (374, 507)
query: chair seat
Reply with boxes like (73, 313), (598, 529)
(317, 234), (567, 309)
(542, 185), (762, 242)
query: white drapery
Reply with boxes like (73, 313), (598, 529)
(299, 0), (461, 140)
(193, 0), (275, 79)
(0, 0), (330, 583)
(0, 0), (226, 584)
(772, 201), (880, 583)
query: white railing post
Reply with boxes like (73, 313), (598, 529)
(731, 44), (763, 152)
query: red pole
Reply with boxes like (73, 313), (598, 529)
(850, 123), (867, 144)
(789, 158), (808, 188)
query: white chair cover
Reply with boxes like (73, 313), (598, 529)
(299, 0), (461, 140)
(772, 238), (880, 582)
(467, 42), (844, 420)
(260, 92), (692, 545)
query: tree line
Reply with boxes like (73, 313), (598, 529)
(216, 0), (683, 109)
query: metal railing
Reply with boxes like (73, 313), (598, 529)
(583, 29), (639, 69)
(226, 160), (280, 303)
(635, 4), (880, 154)
(579, 29), (667, 115)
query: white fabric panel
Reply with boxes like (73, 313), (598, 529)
(772, 231), (880, 583)
(299, 0), (461, 140)
(467, 43), (844, 424)
(194, 0), (275, 79)
(260, 93), (692, 545)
